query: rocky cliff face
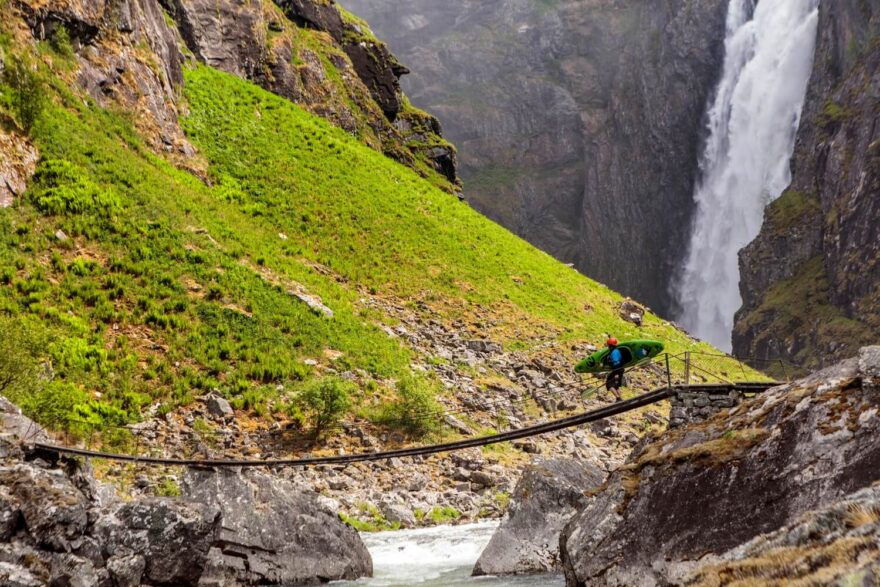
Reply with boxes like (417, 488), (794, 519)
(559, 346), (880, 586)
(734, 1), (880, 369)
(12, 0), (458, 189)
(340, 0), (729, 314)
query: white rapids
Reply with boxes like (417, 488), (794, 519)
(673, 0), (820, 351)
(334, 522), (564, 587)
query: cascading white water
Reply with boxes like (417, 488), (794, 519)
(673, 0), (820, 351)
(335, 522), (563, 586)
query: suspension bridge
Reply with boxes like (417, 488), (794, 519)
(25, 352), (795, 468)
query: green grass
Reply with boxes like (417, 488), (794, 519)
(428, 505), (461, 524)
(0, 55), (716, 436)
(765, 189), (821, 233)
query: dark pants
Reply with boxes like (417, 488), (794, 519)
(606, 368), (624, 397)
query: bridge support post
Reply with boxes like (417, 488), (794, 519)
(669, 388), (745, 428)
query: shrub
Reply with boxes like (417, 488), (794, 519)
(3, 55), (45, 132)
(30, 159), (121, 217)
(375, 373), (442, 437)
(0, 316), (46, 402)
(49, 336), (109, 377)
(298, 376), (354, 438)
(48, 26), (74, 58)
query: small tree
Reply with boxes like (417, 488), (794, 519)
(299, 376), (354, 439)
(0, 316), (44, 401)
(4, 55), (45, 133)
(378, 373), (442, 437)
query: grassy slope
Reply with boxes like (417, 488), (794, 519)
(0, 55), (716, 432)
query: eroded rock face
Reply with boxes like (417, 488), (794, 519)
(341, 0), (729, 315)
(0, 130), (38, 209)
(560, 347), (880, 586)
(18, 0), (188, 150)
(473, 458), (604, 576)
(182, 467), (373, 585)
(734, 2), (880, 368)
(685, 484), (880, 586)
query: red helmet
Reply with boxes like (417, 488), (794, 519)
(606, 337), (618, 347)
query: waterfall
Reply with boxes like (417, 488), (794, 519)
(673, 0), (820, 351)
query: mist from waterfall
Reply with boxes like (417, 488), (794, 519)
(673, 0), (820, 351)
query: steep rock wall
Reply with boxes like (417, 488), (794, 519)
(560, 346), (880, 586)
(734, 1), (880, 369)
(341, 0), (729, 315)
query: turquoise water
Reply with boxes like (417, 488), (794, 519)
(335, 522), (564, 587)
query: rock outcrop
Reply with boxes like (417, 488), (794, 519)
(734, 1), (880, 368)
(182, 467), (372, 585)
(0, 397), (373, 586)
(341, 0), (729, 315)
(686, 484), (880, 586)
(560, 346), (880, 586)
(473, 458), (604, 577)
(18, 0), (189, 150)
(0, 129), (38, 208)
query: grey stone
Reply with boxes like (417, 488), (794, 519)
(0, 562), (42, 587)
(859, 346), (880, 383)
(473, 459), (605, 576)
(94, 498), (219, 585)
(206, 395), (233, 418)
(380, 503), (416, 527)
(0, 465), (89, 551)
(470, 471), (495, 488)
(686, 485), (880, 585)
(182, 468), (372, 584)
(106, 553), (145, 587)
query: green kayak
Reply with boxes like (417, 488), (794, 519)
(574, 339), (664, 374)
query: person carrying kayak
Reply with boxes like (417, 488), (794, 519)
(603, 338), (625, 401)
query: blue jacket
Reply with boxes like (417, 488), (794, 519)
(608, 348), (623, 368)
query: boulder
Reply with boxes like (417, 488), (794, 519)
(206, 394), (233, 418)
(0, 464), (89, 552)
(106, 553), (146, 587)
(182, 467), (372, 584)
(381, 503), (416, 527)
(473, 459), (604, 576)
(560, 349), (880, 586)
(93, 499), (219, 585)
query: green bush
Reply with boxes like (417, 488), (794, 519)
(3, 55), (45, 132)
(48, 26), (74, 58)
(49, 336), (109, 377)
(0, 316), (45, 402)
(30, 159), (121, 217)
(375, 373), (442, 437)
(298, 376), (354, 438)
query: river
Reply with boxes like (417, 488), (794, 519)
(335, 522), (564, 587)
